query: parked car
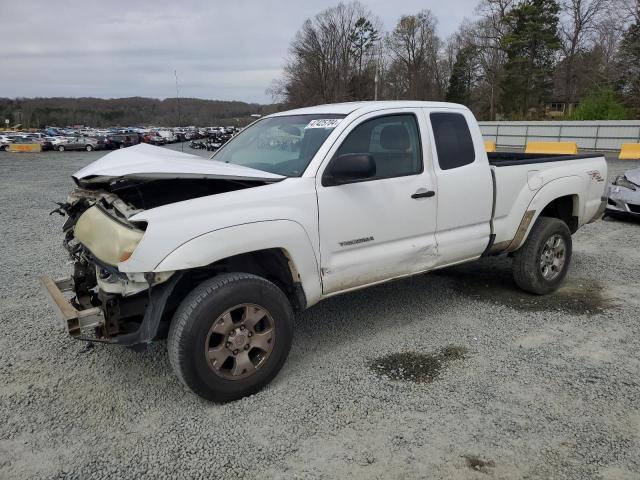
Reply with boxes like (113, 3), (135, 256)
(605, 168), (640, 219)
(143, 133), (165, 146)
(55, 136), (102, 152)
(105, 134), (139, 150)
(0, 135), (13, 151)
(41, 101), (607, 402)
(157, 130), (178, 143)
(37, 138), (54, 151)
(46, 136), (70, 147)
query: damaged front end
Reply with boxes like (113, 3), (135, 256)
(606, 169), (640, 218)
(41, 144), (284, 346)
(41, 186), (179, 346)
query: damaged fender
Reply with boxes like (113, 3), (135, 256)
(153, 220), (323, 307)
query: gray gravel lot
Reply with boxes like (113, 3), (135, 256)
(1, 145), (639, 480)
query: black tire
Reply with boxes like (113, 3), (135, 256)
(58, 145), (65, 152)
(167, 273), (294, 402)
(512, 217), (572, 295)
(85, 145), (93, 152)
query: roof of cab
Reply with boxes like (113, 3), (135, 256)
(268, 101), (468, 117)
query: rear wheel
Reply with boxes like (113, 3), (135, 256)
(85, 145), (93, 151)
(167, 273), (294, 402)
(512, 217), (572, 295)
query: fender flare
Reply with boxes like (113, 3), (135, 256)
(153, 220), (323, 306)
(507, 176), (582, 252)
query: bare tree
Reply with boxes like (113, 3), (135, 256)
(615, 0), (640, 22)
(470, 0), (516, 119)
(386, 10), (442, 99)
(558, 0), (609, 102)
(591, 11), (625, 84)
(272, 1), (381, 107)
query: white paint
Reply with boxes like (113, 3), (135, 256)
(70, 101), (607, 308)
(73, 143), (284, 184)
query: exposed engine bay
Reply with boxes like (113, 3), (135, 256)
(52, 176), (271, 344)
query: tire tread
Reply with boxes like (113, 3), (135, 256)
(512, 217), (572, 295)
(167, 272), (292, 401)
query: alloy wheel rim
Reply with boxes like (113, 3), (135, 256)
(204, 303), (275, 380)
(539, 234), (566, 280)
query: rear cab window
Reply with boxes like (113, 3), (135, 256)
(430, 112), (475, 170)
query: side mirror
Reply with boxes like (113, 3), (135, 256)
(322, 153), (376, 187)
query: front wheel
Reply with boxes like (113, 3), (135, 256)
(57, 145), (65, 152)
(167, 273), (294, 402)
(512, 217), (572, 295)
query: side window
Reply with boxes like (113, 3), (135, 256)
(334, 114), (422, 180)
(430, 113), (475, 170)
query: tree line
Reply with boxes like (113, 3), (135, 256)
(0, 97), (272, 129)
(270, 0), (640, 120)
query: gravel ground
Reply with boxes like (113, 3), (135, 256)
(1, 145), (639, 480)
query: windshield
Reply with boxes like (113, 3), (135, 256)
(211, 114), (345, 177)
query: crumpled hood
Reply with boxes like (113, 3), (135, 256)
(624, 168), (640, 186)
(72, 143), (284, 185)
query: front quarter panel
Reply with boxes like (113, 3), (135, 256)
(153, 220), (323, 306)
(118, 177), (320, 273)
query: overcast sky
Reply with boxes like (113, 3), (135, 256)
(1, 0), (477, 104)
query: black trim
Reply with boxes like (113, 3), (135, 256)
(411, 190), (435, 199)
(488, 152), (603, 167)
(110, 273), (183, 347)
(481, 234), (496, 257)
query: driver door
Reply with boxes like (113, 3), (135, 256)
(316, 110), (438, 295)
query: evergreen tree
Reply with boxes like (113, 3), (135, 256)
(616, 22), (640, 113)
(446, 46), (477, 105)
(348, 17), (379, 99)
(499, 0), (561, 118)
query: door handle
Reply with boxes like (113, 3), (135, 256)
(411, 190), (435, 199)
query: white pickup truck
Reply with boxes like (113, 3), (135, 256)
(41, 101), (607, 401)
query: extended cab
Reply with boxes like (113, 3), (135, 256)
(41, 101), (607, 401)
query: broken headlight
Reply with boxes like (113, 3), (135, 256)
(613, 175), (637, 191)
(74, 206), (144, 266)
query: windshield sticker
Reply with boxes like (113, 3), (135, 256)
(305, 119), (342, 129)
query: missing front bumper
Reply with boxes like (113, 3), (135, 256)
(39, 275), (105, 337)
(40, 272), (183, 346)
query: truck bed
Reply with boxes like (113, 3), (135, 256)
(488, 152), (603, 167)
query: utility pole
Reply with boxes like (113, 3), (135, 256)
(374, 70), (378, 101)
(175, 70), (183, 152)
(374, 41), (382, 101)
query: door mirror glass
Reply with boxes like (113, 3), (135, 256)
(323, 153), (376, 186)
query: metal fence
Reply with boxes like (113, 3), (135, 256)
(479, 121), (640, 152)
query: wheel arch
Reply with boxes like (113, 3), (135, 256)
(153, 220), (322, 310)
(538, 194), (580, 233)
(510, 176), (583, 252)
